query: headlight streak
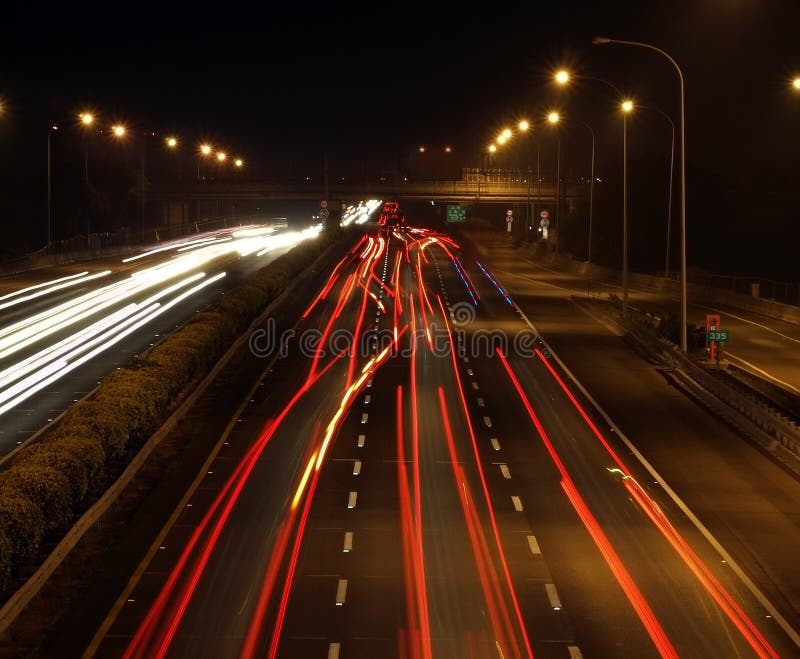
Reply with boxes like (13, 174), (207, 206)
(0, 274), (206, 393)
(535, 348), (780, 659)
(0, 270), (111, 311)
(0, 271), (91, 302)
(496, 348), (677, 658)
(0, 273), (225, 417)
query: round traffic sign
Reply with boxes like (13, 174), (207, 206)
(506, 209), (513, 217)
(540, 210), (549, 219)
(319, 208), (330, 219)
(320, 200), (328, 209)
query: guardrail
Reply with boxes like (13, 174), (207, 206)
(615, 302), (800, 464)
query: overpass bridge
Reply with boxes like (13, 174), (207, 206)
(150, 169), (586, 225)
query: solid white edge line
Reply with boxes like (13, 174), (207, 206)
(512, 299), (800, 645)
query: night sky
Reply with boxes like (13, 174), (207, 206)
(2, 2), (798, 277)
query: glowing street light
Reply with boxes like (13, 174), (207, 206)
(112, 124), (126, 138)
(216, 151), (227, 162)
(554, 69), (570, 85)
(488, 144), (497, 153)
(200, 143), (212, 156)
(497, 134), (508, 145)
(792, 77), (800, 90)
(80, 112), (94, 126)
(234, 158), (243, 168)
(621, 99), (634, 113)
(501, 128), (512, 139)
(418, 146), (426, 153)
(445, 146), (452, 153)
(547, 111), (560, 125)
(166, 136), (178, 148)
(518, 119), (530, 132)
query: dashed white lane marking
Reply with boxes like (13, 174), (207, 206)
(364, 394), (371, 404)
(568, 646), (583, 659)
(343, 531), (353, 553)
(545, 583), (562, 610)
(477, 397), (485, 407)
(472, 381), (479, 390)
(347, 491), (358, 509)
(490, 438), (501, 451)
(467, 368), (474, 376)
(527, 535), (542, 555)
(335, 579), (348, 605)
(483, 416), (492, 428)
(352, 460), (362, 476)
(360, 413), (369, 424)
(328, 642), (341, 659)
(511, 496), (523, 511)
(357, 434), (366, 448)
(499, 464), (511, 479)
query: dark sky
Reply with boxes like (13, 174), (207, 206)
(2, 1), (799, 275)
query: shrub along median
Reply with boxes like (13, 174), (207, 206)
(0, 229), (340, 592)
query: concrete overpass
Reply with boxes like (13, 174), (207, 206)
(149, 169), (586, 225)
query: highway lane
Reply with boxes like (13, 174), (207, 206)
(460, 230), (800, 654)
(87, 224), (799, 658)
(491, 247), (800, 395)
(0, 224), (322, 458)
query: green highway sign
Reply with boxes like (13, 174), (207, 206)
(446, 204), (466, 223)
(707, 330), (729, 342)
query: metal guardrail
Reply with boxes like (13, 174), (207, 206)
(621, 307), (800, 460)
(581, 295), (800, 465)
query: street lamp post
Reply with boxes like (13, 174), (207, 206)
(621, 100), (634, 319)
(547, 112), (560, 254)
(47, 124), (58, 250)
(594, 36), (688, 351)
(79, 112), (95, 242)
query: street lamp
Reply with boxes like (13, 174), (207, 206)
(621, 99), (634, 319)
(551, 70), (600, 262)
(234, 158), (244, 168)
(594, 36), (688, 352)
(792, 77), (800, 90)
(47, 124), (59, 250)
(547, 111), (561, 253)
(79, 112), (95, 241)
(518, 119), (540, 242)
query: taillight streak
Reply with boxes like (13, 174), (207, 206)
(438, 388), (521, 658)
(497, 349), (676, 658)
(534, 347), (780, 657)
(436, 296), (534, 657)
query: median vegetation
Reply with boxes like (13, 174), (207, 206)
(0, 230), (338, 592)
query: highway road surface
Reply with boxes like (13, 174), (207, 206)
(83, 222), (800, 658)
(0, 224), (322, 460)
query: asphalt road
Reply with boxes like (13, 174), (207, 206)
(0, 225), (319, 459)
(82, 223), (800, 658)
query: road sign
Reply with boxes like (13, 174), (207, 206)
(446, 204), (466, 223)
(540, 210), (550, 219)
(319, 208), (330, 219)
(506, 209), (513, 217)
(320, 200), (328, 209)
(707, 330), (729, 342)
